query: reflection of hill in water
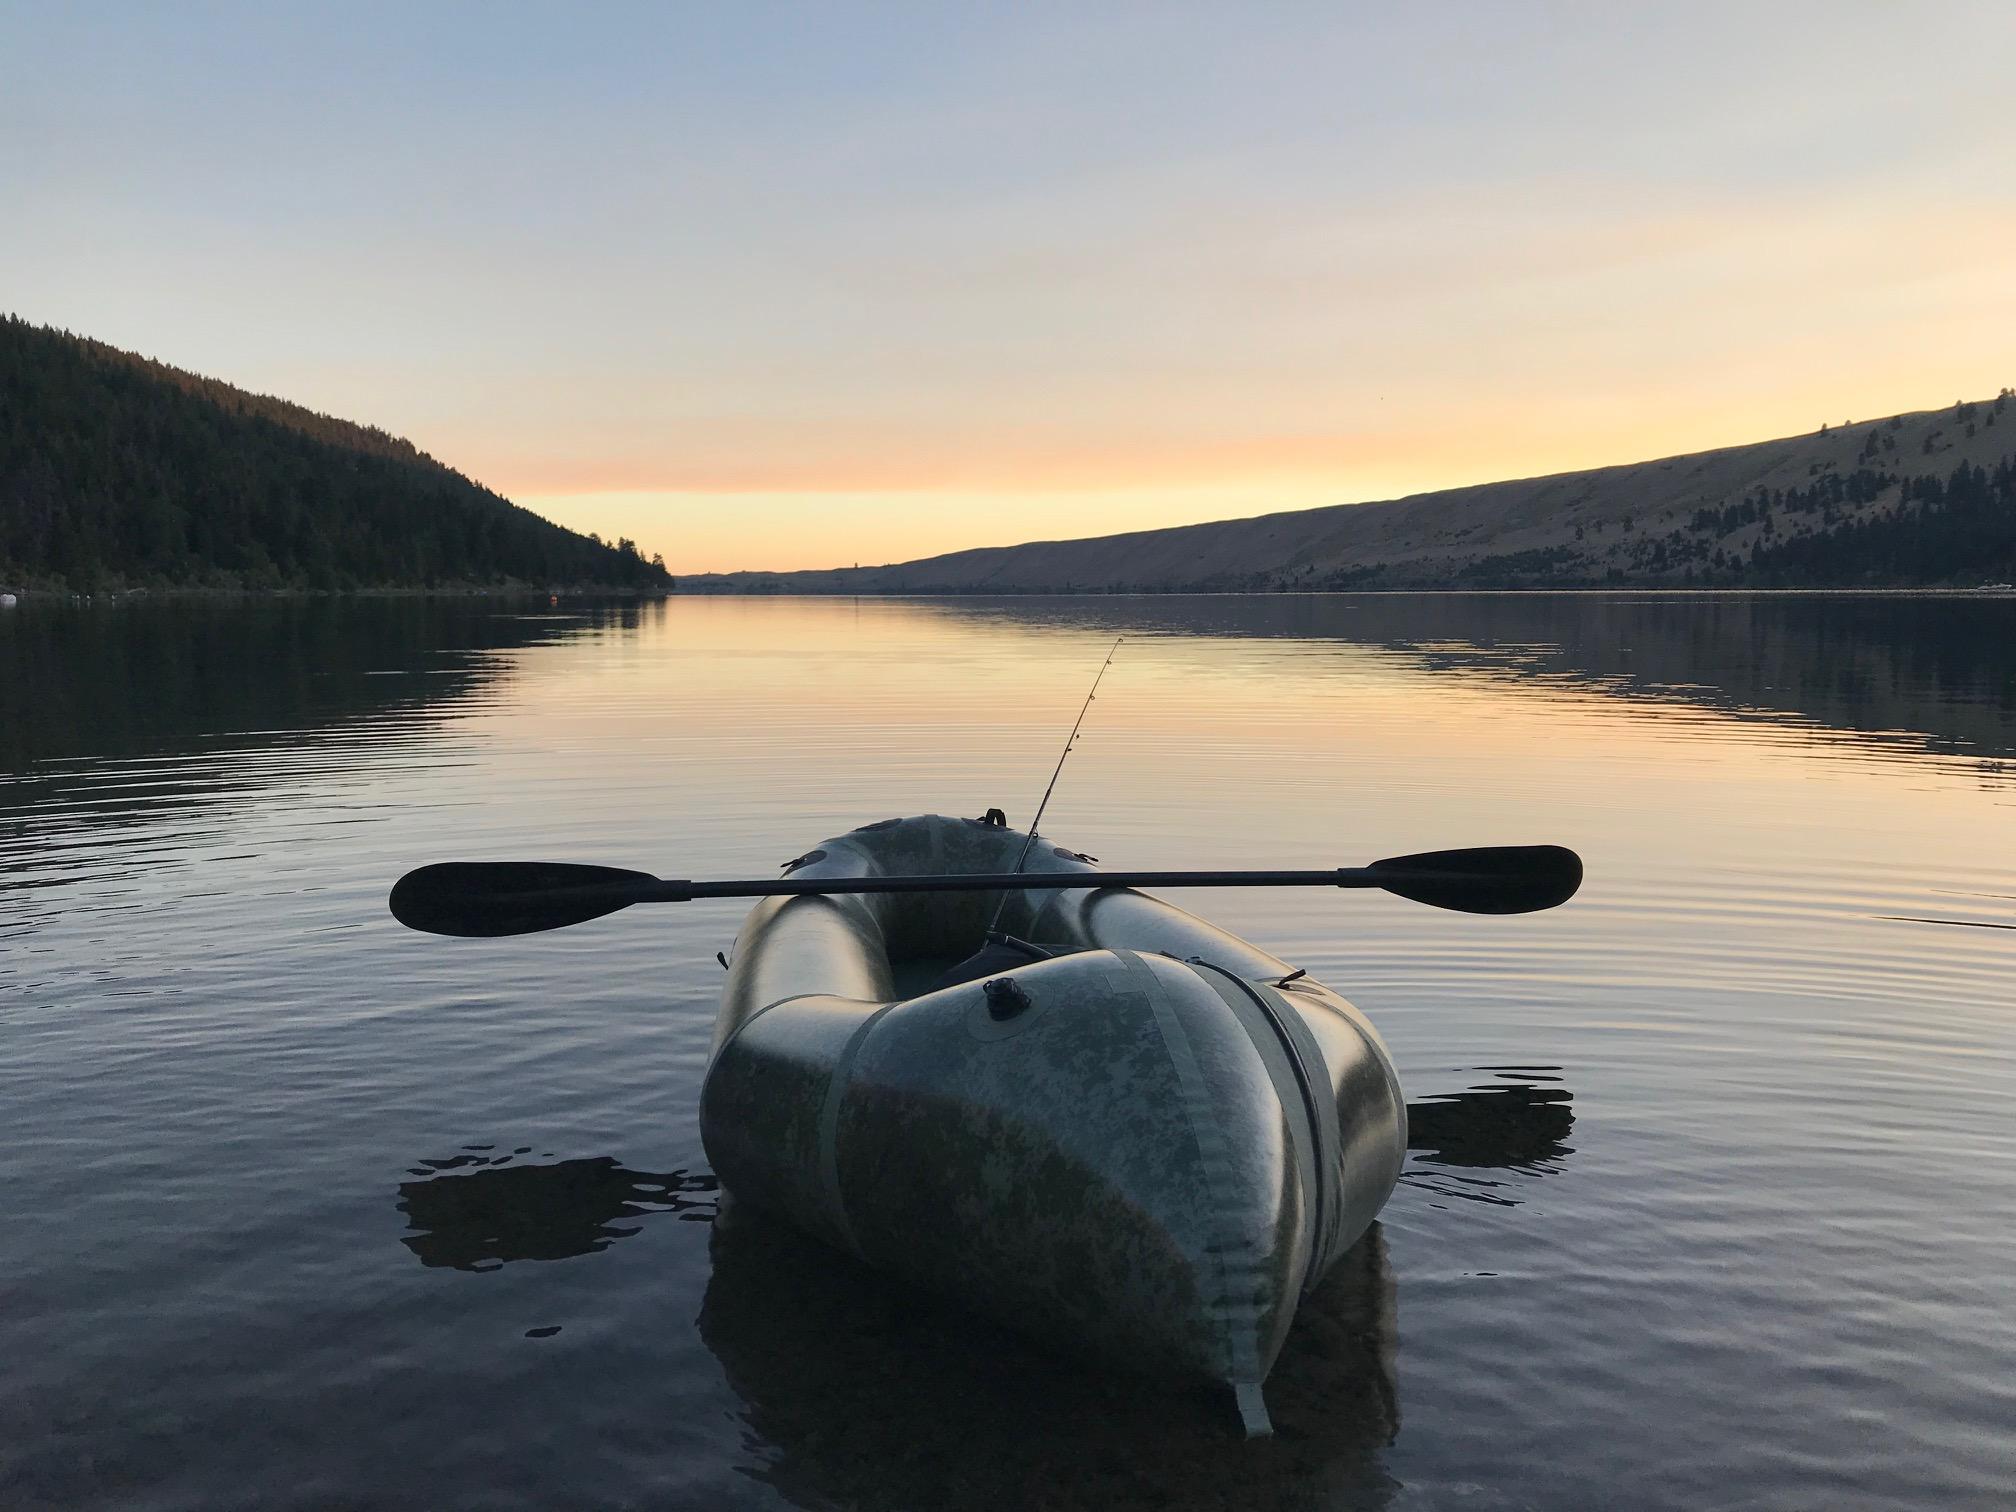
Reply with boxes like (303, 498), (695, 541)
(2, 596), (658, 771)
(925, 594), (2016, 767)
(0, 597), (658, 853)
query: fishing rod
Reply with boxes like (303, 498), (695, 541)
(987, 635), (1124, 931)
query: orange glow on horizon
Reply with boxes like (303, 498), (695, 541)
(505, 372), (2016, 574)
(441, 191), (2016, 574)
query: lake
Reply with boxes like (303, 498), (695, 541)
(3, 591), (2013, 1511)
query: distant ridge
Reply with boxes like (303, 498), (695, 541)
(693, 393), (2016, 593)
(0, 316), (672, 594)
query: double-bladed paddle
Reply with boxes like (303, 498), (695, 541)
(389, 845), (1583, 939)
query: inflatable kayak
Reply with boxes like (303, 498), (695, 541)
(699, 812), (1407, 1436)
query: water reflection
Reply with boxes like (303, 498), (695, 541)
(915, 593), (2016, 770)
(381, 1074), (1583, 1507)
(1400, 1070), (1576, 1207)
(10, 587), (2010, 1509)
(1, 596), (663, 770)
(1407, 1071), (1575, 1169)
(699, 1209), (1401, 1512)
(396, 1155), (717, 1271)
(683, 1072), (1563, 1509)
(0, 595), (660, 858)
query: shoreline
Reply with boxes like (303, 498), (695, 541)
(0, 584), (674, 605)
(667, 583), (2016, 599)
(7, 584), (2009, 607)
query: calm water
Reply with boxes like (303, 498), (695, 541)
(3, 592), (2013, 1511)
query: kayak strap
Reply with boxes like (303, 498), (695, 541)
(1186, 959), (1348, 1289)
(816, 999), (902, 1260)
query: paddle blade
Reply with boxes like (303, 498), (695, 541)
(1366, 845), (1582, 915)
(389, 861), (659, 938)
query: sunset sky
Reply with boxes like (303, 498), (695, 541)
(5, 3), (2013, 573)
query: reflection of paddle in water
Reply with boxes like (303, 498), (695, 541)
(395, 1155), (717, 1271)
(1399, 1068), (1576, 1207)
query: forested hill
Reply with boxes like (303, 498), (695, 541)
(0, 317), (671, 593)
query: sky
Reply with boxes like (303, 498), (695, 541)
(4, 2), (2013, 573)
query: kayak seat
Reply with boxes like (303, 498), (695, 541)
(922, 931), (1072, 994)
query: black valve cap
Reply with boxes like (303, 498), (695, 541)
(982, 977), (1033, 1021)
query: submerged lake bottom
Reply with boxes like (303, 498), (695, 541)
(3, 591), (2013, 1510)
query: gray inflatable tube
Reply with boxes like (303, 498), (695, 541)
(699, 814), (1406, 1436)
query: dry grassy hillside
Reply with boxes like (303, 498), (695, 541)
(695, 392), (2016, 592)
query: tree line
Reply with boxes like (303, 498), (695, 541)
(1744, 457), (2016, 586)
(1445, 450), (2015, 589)
(0, 316), (673, 593)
